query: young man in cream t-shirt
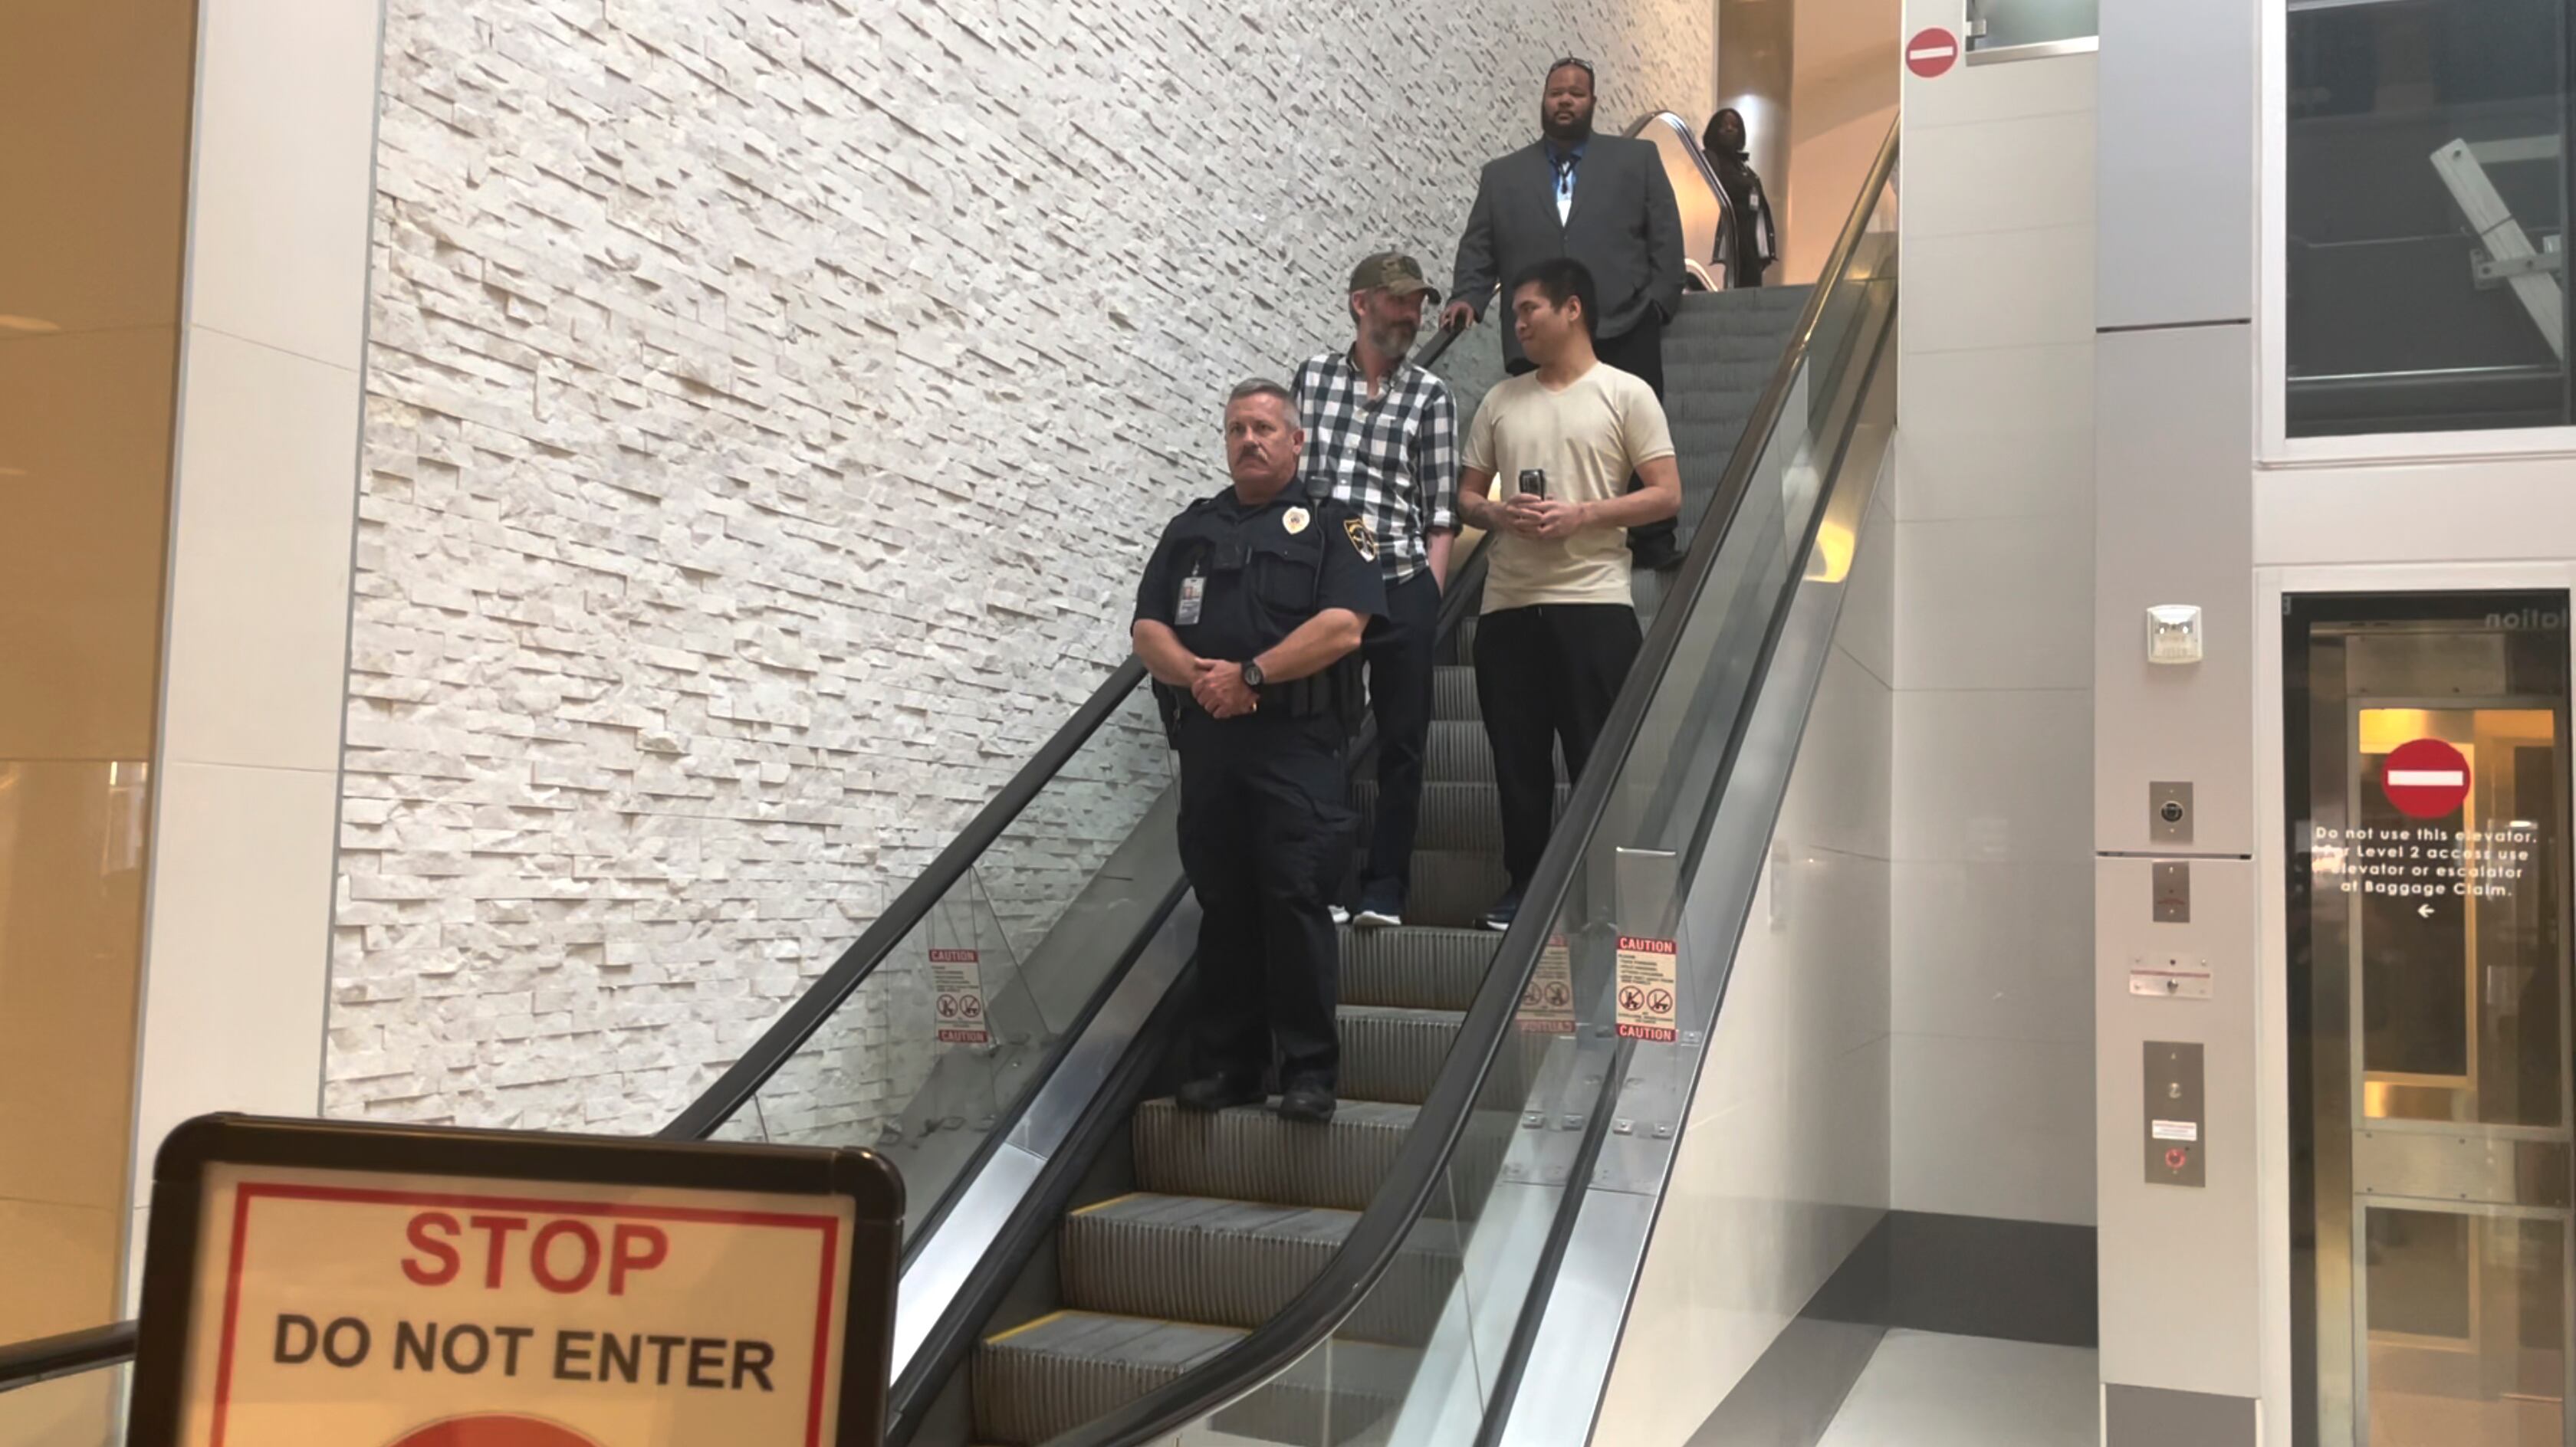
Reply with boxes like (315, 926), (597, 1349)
(1454, 258), (1681, 931)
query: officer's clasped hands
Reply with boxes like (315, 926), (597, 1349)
(1189, 658), (1259, 718)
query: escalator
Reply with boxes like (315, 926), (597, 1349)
(958, 281), (1820, 1447)
(0, 117), (1896, 1447)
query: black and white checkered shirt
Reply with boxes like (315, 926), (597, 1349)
(1291, 350), (1459, 582)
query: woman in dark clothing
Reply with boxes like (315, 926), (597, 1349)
(1701, 107), (1779, 287)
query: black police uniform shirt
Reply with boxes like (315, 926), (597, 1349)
(1133, 480), (1387, 686)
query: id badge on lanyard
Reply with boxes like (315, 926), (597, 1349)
(1176, 567), (1206, 626)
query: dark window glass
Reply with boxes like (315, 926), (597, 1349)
(2285, 0), (2573, 437)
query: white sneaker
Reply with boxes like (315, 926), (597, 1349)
(1329, 904), (1351, 926)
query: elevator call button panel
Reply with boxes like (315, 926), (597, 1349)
(2145, 1041), (2206, 1188)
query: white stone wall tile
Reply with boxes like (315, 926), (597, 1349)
(335, 0), (1710, 1132)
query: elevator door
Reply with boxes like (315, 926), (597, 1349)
(2291, 597), (2576, 1447)
(2343, 701), (2570, 1445)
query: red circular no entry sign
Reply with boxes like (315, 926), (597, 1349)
(2382, 738), (2472, 820)
(1907, 28), (1960, 78)
(389, 1419), (606, 1447)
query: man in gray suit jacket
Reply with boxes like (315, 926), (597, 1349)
(1444, 58), (1686, 564)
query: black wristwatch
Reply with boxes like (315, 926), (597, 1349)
(1240, 659), (1266, 691)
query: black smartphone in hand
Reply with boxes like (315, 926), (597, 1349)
(1517, 468), (1547, 500)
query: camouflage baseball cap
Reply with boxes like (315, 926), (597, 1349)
(1349, 251), (1442, 303)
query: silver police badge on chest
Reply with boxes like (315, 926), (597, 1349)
(1282, 507), (1310, 536)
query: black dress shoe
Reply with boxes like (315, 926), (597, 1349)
(1175, 1075), (1263, 1113)
(1278, 1081), (1336, 1124)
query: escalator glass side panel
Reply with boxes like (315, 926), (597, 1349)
(711, 676), (1176, 1245)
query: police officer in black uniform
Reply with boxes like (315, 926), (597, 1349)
(1132, 379), (1386, 1124)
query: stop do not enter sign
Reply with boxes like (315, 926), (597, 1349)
(2382, 737), (2472, 820)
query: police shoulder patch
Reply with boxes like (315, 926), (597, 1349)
(1343, 517), (1378, 561)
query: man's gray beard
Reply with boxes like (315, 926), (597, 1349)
(1369, 322), (1419, 359)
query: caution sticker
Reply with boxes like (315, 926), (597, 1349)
(930, 948), (989, 1045)
(1613, 936), (1678, 1042)
(1519, 935), (1575, 1035)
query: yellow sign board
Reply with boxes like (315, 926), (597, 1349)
(128, 1117), (901, 1447)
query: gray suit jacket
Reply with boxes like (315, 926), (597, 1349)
(1449, 135), (1686, 367)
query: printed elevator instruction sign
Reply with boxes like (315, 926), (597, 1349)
(169, 1164), (856, 1446)
(929, 947), (990, 1045)
(1520, 935), (1576, 1035)
(2308, 819), (2536, 902)
(1613, 936), (1679, 1042)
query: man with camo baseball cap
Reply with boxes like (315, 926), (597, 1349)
(1290, 252), (1460, 930)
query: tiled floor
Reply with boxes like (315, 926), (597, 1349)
(1818, 1330), (2098, 1447)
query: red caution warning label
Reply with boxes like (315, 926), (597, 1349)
(1519, 935), (1576, 1035)
(930, 948), (989, 1045)
(1613, 937), (1679, 1042)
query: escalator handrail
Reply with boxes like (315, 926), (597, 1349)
(0, 1321), (136, 1396)
(1044, 117), (1902, 1447)
(662, 316), (1492, 1146)
(1629, 110), (1741, 277)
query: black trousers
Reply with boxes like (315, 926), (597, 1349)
(1593, 316), (1666, 395)
(1359, 569), (1441, 894)
(1473, 603), (1644, 890)
(1511, 317), (1674, 557)
(1175, 709), (1355, 1088)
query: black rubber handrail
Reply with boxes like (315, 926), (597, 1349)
(1042, 117), (1903, 1447)
(0, 1321), (137, 1396)
(1629, 109), (1742, 281)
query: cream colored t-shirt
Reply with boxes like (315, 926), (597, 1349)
(1462, 361), (1677, 613)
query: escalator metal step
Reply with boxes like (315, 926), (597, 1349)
(1397, 848), (1510, 930)
(1339, 925), (1501, 1012)
(1663, 334), (1805, 365)
(1336, 1005), (1464, 1105)
(1426, 720), (1562, 784)
(1133, 1098), (1415, 1212)
(1059, 1193), (1464, 1346)
(1345, 1003), (1558, 1106)
(1132, 1099), (1514, 1219)
(1432, 663), (1478, 720)
(1355, 779), (1563, 853)
(971, 1310), (1418, 1446)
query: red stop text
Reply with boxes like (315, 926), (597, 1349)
(400, 1212), (669, 1296)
